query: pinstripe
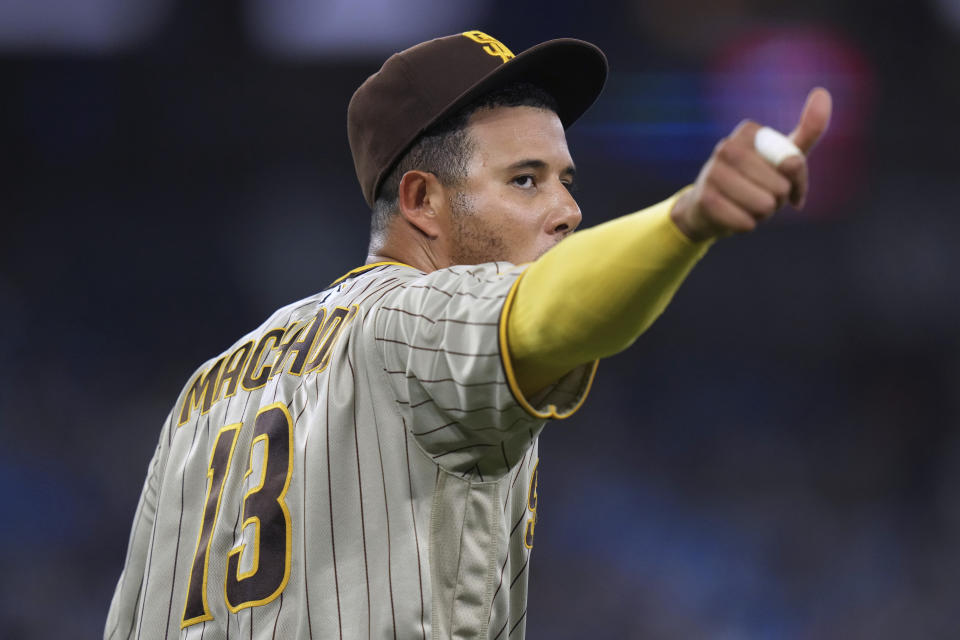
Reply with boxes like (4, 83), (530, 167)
(436, 318), (499, 326)
(469, 417), (526, 435)
(401, 418), (427, 640)
(300, 387), (314, 640)
(124, 583), (141, 640)
(440, 268), (515, 285)
(353, 278), (401, 310)
(324, 368), (343, 639)
(380, 306), (437, 324)
(135, 457), (164, 639)
(383, 369), (508, 386)
(164, 417), (202, 637)
(508, 609), (527, 637)
(487, 554), (510, 626)
(402, 397), (511, 414)
(106, 503), (143, 639)
(410, 421), (458, 436)
(373, 394), (398, 640)
(334, 274), (380, 311)
(374, 336), (499, 357)
(289, 299), (321, 314)
(225, 386), (253, 640)
(340, 274), (376, 299)
(509, 510), (526, 538)
(228, 431), (244, 636)
(509, 557), (528, 589)
(357, 281), (406, 313)
(404, 284), (510, 301)
(507, 448), (532, 507)
(489, 448), (535, 626)
(406, 283), (453, 298)
(379, 306), (498, 326)
(270, 593), (282, 639)
(163, 451), (186, 635)
(347, 354), (372, 640)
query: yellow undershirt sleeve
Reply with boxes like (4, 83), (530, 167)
(502, 190), (713, 404)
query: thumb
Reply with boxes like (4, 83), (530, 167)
(788, 87), (833, 155)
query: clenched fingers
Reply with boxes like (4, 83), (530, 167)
(706, 158), (779, 221)
(725, 121), (809, 210)
(695, 183), (758, 235)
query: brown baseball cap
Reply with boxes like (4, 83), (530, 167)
(347, 30), (608, 208)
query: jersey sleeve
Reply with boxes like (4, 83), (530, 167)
(370, 263), (595, 474)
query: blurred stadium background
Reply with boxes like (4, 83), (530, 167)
(2, 0), (959, 637)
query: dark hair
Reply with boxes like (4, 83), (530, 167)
(370, 82), (559, 236)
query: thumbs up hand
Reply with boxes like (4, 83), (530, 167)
(670, 88), (833, 242)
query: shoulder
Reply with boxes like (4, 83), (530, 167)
(364, 261), (527, 302)
(316, 260), (525, 313)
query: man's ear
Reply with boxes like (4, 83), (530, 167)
(397, 170), (448, 238)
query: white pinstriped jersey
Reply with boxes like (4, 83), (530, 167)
(105, 261), (595, 640)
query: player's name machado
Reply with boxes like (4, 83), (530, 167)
(178, 305), (358, 426)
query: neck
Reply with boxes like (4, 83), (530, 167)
(366, 223), (449, 273)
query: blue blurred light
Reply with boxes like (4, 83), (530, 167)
(574, 72), (722, 179)
(0, 0), (172, 53)
(244, 0), (490, 58)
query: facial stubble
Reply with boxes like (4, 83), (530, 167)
(448, 191), (513, 266)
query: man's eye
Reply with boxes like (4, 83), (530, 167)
(512, 175), (535, 189)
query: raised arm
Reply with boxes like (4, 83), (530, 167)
(505, 88), (833, 397)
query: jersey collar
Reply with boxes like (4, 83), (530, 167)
(328, 261), (413, 287)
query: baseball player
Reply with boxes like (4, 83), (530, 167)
(105, 31), (831, 639)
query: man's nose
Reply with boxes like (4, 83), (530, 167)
(549, 185), (582, 235)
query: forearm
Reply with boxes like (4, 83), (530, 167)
(504, 191), (712, 395)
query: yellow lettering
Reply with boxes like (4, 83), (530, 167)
(179, 357), (226, 426)
(303, 306), (357, 375)
(241, 329), (284, 392)
(462, 30), (514, 62)
(215, 341), (254, 401)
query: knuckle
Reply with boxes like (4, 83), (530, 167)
(760, 193), (778, 216)
(774, 179), (791, 200)
(735, 216), (757, 233)
(717, 140), (742, 163)
(779, 155), (806, 176)
(699, 188), (720, 211)
(733, 119), (758, 135)
(704, 165), (722, 187)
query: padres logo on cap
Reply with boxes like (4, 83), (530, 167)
(461, 30), (514, 62)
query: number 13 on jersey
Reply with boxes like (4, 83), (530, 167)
(181, 403), (294, 627)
